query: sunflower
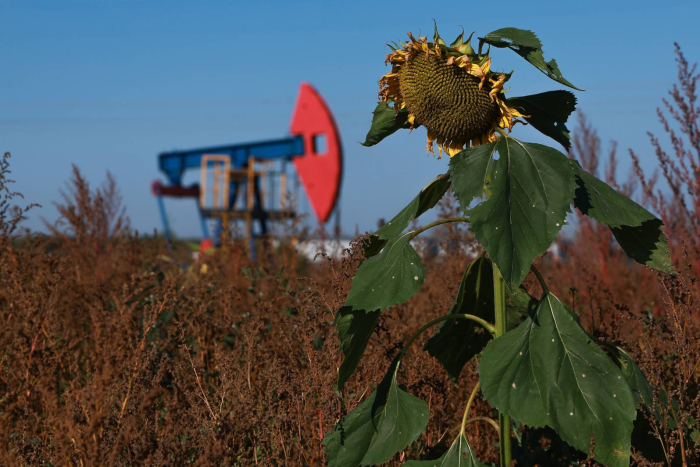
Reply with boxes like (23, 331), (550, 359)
(378, 30), (526, 158)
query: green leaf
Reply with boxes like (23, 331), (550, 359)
(481, 28), (582, 91)
(450, 137), (575, 287)
(424, 256), (494, 383)
(506, 91), (577, 150)
(506, 285), (538, 330)
(572, 162), (675, 274)
(604, 344), (654, 408)
(479, 292), (638, 467)
(339, 175), (451, 388)
(336, 306), (381, 391)
(324, 359), (429, 467)
(611, 221), (674, 274)
(448, 142), (499, 210)
(483, 27), (543, 48)
(572, 162), (653, 228)
(361, 102), (414, 147)
(403, 434), (487, 466)
(345, 233), (425, 311)
(376, 174), (451, 240)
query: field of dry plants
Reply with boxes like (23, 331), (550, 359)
(1, 46), (699, 466)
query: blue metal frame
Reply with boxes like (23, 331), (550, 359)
(155, 192), (171, 238)
(158, 136), (305, 186)
(156, 136), (305, 240)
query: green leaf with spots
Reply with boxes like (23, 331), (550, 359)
(335, 306), (381, 392)
(425, 256), (494, 383)
(403, 434), (487, 466)
(479, 292), (638, 467)
(324, 358), (429, 467)
(449, 137), (575, 288)
(362, 102), (415, 147)
(572, 162), (675, 274)
(345, 233), (425, 312)
(481, 28), (582, 90)
(506, 91), (577, 150)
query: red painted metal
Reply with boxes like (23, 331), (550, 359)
(290, 82), (343, 224)
(151, 180), (200, 198)
(199, 238), (215, 254)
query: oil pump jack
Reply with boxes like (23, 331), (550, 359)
(151, 83), (343, 247)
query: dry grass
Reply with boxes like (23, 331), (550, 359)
(0, 46), (699, 467)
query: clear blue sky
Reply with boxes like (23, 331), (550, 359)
(2, 0), (699, 238)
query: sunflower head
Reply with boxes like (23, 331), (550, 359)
(379, 28), (525, 158)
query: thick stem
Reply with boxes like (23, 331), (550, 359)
(493, 263), (512, 466)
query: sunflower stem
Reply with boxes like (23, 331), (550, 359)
(492, 263), (512, 466)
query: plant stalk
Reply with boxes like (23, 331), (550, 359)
(460, 382), (481, 437)
(493, 263), (512, 466)
(408, 216), (469, 240)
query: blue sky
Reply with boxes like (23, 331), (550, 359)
(2, 0), (699, 238)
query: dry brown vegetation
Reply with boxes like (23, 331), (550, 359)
(1, 46), (699, 466)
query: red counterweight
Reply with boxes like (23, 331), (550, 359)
(290, 83), (343, 224)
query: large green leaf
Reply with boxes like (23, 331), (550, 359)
(345, 233), (425, 311)
(479, 308), (550, 431)
(479, 292), (638, 467)
(448, 142), (499, 210)
(481, 28), (582, 90)
(450, 137), (575, 287)
(506, 91), (577, 150)
(572, 162), (653, 228)
(403, 434), (487, 466)
(361, 102), (415, 147)
(324, 359), (430, 466)
(336, 306), (381, 391)
(424, 256), (494, 383)
(572, 162), (674, 274)
(611, 221), (674, 274)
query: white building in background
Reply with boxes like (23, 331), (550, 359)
(290, 237), (561, 262)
